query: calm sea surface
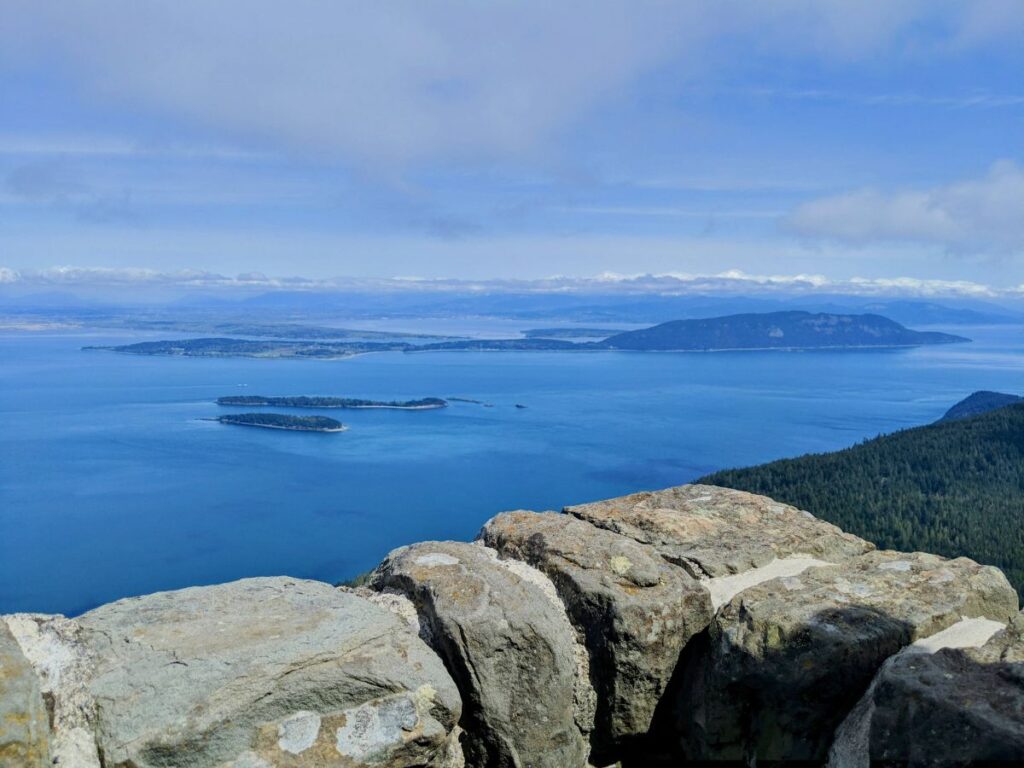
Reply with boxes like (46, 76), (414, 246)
(2, 324), (1022, 614)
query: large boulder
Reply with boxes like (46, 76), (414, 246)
(479, 510), (711, 762)
(9, 578), (464, 768)
(830, 612), (1024, 766)
(3, 613), (100, 767)
(370, 541), (592, 768)
(677, 550), (1018, 763)
(566, 484), (872, 577)
(0, 622), (50, 767)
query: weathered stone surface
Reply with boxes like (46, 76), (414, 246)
(678, 550), (1018, 763)
(11, 577), (464, 768)
(830, 612), (1024, 767)
(479, 510), (711, 760)
(566, 484), (873, 577)
(371, 541), (591, 768)
(0, 621), (50, 767)
(3, 612), (101, 767)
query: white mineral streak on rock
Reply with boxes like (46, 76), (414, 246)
(705, 556), (830, 610)
(878, 560), (913, 572)
(360, 588), (427, 639)
(827, 616), (1007, 768)
(907, 616), (1005, 654)
(3, 614), (102, 768)
(277, 710), (322, 754)
(414, 553), (460, 567)
(477, 542), (599, 735)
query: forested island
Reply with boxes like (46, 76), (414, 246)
(701, 397), (1024, 591)
(86, 311), (970, 359)
(215, 413), (347, 432)
(217, 395), (447, 409)
(599, 311), (968, 351)
(84, 338), (391, 359)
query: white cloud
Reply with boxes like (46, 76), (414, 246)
(786, 160), (1024, 253)
(2, 2), (1021, 170)
(554, 205), (784, 219)
(0, 2), (701, 168)
(0, 264), (1009, 299)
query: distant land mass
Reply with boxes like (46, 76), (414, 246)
(105, 321), (456, 341)
(85, 338), (388, 359)
(600, 311), (969, 351)
(217, 395), (447, 410)
(937, 390), (1021, 422)
(522, 327), (626, 339)
(216, 413), (346, 432)
(86, 311), (970, 359)
(701, 399), (1024, 592)
(87, 337), (582, 358)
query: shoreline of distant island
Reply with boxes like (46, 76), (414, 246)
(216, 395), (448, 410)
(213, 413), (347, 433)
(83, 312), (971, 360)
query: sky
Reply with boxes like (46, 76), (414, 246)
(2, 1), (1024, 296)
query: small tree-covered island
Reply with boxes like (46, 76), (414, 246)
(217, 395), (447, 409)
(215, 413), (347, 432)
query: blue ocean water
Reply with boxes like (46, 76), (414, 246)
(2, 324), (1022, 615)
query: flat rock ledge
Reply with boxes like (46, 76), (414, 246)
(2, 484), (1022, 768)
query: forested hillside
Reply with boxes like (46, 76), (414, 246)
(701, 402), (1024, 591)
(938, 390), (1021, 422)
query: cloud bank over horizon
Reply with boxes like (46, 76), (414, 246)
(1, 1), (1023, 285)
(1, 264), (1018, 303)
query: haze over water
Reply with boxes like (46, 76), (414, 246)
(2, 323), (1022, 615)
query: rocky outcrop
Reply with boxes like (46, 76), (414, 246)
(566, 484), (872, 577)
(2, 484), (1021, 768)
(676, 550), (1018, 763)
(5, 578), (463, 768)
(370, 541), (590, 768)
(830, 612), (1024, 766)
(0, 623), (49, 767)
(3, 613), (100, 767)
(478, 510), (710, 762)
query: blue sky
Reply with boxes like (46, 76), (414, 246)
(1, 1), (1023, 295)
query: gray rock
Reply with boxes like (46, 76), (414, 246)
(371, 541), (591, 768)
(678, 550), (1018, 763)
(479, 510), (711, 761)
(566, 484), (872, 577)
(58, 577), (462, 768)
(0, 621), (50, 767)
(3, 612), (101, 767)
(837, 612), (1024, 766)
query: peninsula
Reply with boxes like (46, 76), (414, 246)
(937, 390), (1021, 422)
(215, 413), (346, 432)
(217, 395), (447, 410)
(83, 338), (388, 359)
(86, 311), (970, 359)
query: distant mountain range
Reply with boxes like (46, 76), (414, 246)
(599, 311), (968, 351)
(4, 288), (1023, 327)
(701, 393), (1024, 591)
